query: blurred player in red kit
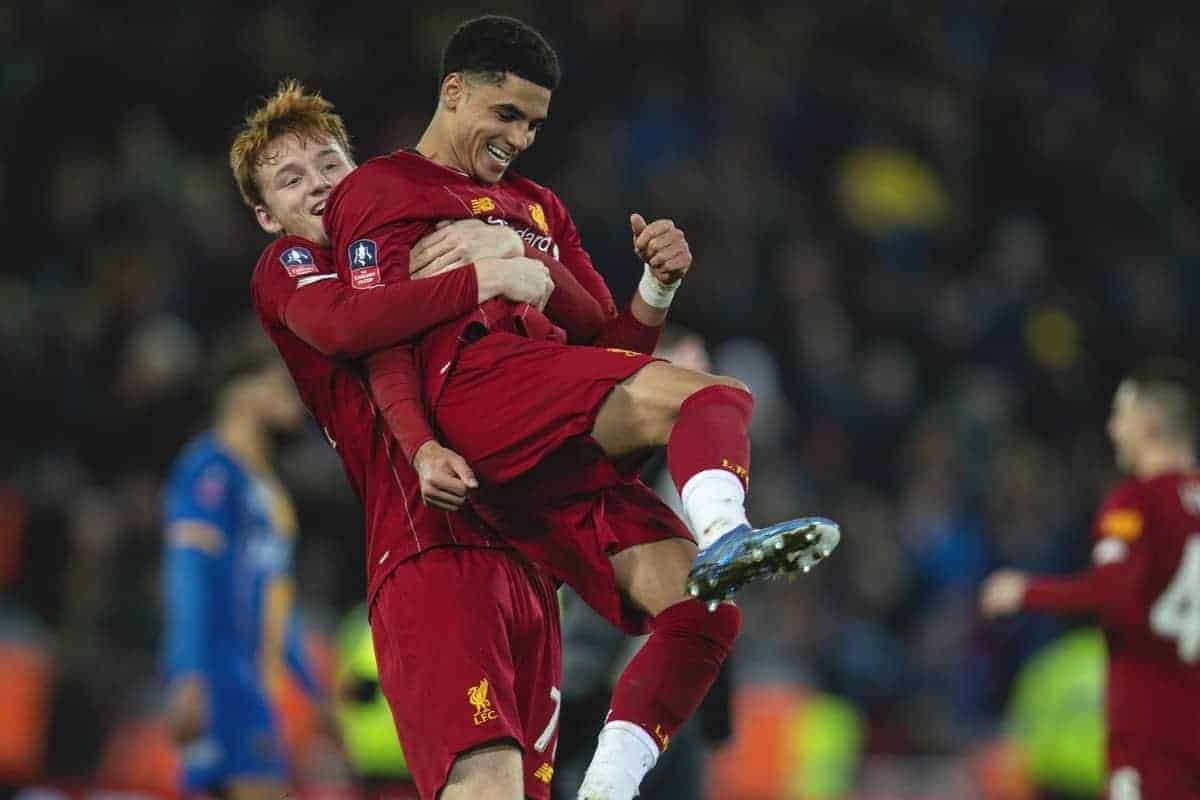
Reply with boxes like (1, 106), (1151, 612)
(982, 359), (1200, 799)
(318, 16), (840, 799)
(234, 83), (566, 800)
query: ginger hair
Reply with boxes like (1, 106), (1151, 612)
(229, 80), (352, 208)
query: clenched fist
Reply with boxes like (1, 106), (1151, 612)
(413, 440), (478, 511)
(631, 213), (692, 285)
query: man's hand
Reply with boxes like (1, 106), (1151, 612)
(474, 256), (554, 309)
(980, 570), (1029, 619)
(410, 219), (524, 278)
(631, 213), (692, 285)
(165, 675), (209, 745)
(413, 440), (478, 511)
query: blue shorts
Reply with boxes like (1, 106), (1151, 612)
(181, 685), (286, 793)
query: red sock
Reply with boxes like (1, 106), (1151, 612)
(666, 385), (754, 494)
(607, 599), (741, 751)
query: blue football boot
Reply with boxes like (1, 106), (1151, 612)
(686, 516), (841, 606)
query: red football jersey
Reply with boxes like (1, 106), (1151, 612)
(250, 235), (508, 602)
(1024, 471), (1200, 759)
(323, 151), (659, 412)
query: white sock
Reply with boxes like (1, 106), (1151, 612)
(577, 720), (659, 800)
(680, 469), (749, 550)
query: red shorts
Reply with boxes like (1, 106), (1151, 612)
(435, 332), (658, 496)
(1107, 743), (1200, 799)
(474, 480), (694, 636)
(436, 332), (693, 635)
(370, 547), (563, 800)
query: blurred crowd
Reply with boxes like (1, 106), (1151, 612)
(3, 1), (1199, 795)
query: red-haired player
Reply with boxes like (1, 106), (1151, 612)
(235, 82), (563, 800)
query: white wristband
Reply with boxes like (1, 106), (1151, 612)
(637, 263), (679, 309)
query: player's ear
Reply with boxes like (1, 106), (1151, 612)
(254, 205), (283, 236)
(442, 73), (465, 111)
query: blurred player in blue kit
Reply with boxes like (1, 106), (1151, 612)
(160, 342), (323, 799)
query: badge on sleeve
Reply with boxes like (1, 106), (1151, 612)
(348, 239), (382, 289)
(1099, 508), (1143, 541)
(278, 245), (318, 277)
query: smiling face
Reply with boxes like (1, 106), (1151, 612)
(252, 133), (354, 244)
(441, 72), (550, 183)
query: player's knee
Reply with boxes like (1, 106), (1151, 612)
(612, 538), (697, 616)
(442, 742), (523, 799)
(703, 600), (743, 649)
(625, 387), (676, 447)
(679, 375), (753, 412)
(654, 598), (742, 653)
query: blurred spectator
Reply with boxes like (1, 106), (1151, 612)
(159, 333), (332, 797)
(334, 604), (419, 799)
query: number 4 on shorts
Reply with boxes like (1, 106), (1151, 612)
(1150, 534), (1200, 664)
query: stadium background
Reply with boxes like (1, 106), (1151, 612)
(2, 1), (1198, 797)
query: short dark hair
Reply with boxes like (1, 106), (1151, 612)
(1127, 357), (1200, 441)
(441, 15), (560, 91)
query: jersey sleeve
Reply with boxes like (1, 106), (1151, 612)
(597, 306), (664, 355)
(161, 453), (237, 680)
(365, 345), (436, 463)
(252, 237), (478, 360)
(545, 190), (616, 313)
(524, 242), (606, 344)
(326, 161), (483, 296)
(1023, 482), (1151, 630)
(545, 190), (662, 354)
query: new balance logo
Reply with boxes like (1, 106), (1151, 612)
(534, 763), (554, 784)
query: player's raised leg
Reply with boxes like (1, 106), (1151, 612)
(590, 361), (840, 602)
